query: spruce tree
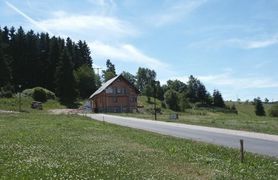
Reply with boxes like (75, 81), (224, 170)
(47, 37), (61, 91)
(77, 40), (92, 68)
(75, 65), (97, 99)
(0, 26), (97, 97)
(0, 46), (12, 87)
(213, 90), (225, 108)
(102, 59), (117, 81)
(55, 49), (78, 106)
(254, 97), (265, 116)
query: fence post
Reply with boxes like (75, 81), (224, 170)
(240, 139), (244, 163)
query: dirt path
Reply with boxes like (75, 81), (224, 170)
(0, 110), (19, 114)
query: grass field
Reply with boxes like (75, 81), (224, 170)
(117, 96), (278, 135)
(0, 96), (65, 112)
(1, 95), (278, 135)
(0, 112), (277, 179)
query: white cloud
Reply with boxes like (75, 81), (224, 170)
(199, 73), (278, 89)
(151, 0), (207, 26)
(37, 12), (137, 39)
(244, 35), (278, 49)
(89, 41), (169, 70)
(169, 72), (278, 90)
(189, 35), (278, 50)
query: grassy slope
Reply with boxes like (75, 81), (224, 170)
(0, 96), (65, 112)
(0, 113), (277, 179)
(118, 96), (278, 135)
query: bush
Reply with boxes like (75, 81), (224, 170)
(269, 104), (278, 117)
(230, 104), (238, 114)
(45, 90), (55, 100)
(0, 84), (13, 98)
(33, 88), (47, 102)
(22, 87), (56, 102)
(0, 89), (13, 98)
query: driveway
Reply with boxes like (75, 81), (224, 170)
(82, 113), (278, 157)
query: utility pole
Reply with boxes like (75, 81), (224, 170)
(18, 85), (22, 112)
(153, 80), (157, 120)
(93, 67), (102, 76)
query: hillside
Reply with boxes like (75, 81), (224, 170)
(118, 96), (278, 135)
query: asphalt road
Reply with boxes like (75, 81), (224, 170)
(82, 113), (278, 157)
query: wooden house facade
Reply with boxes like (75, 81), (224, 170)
(89, 74), (140, 113)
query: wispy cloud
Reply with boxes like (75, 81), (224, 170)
(199, 72), (278, 89)
(37, 11), (137, 40)
(5, 1), (53, 35)
(165, 70), (278, 89)
(151, 0), (207, 26)
(86, 0), (116, 14)
(89, 41), (169, 70)
(254, 60), (272, 69)
(244, 35), (278, 49)
(189, 34), (278, 50)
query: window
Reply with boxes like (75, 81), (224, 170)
(113, 87), (117, 94)
(117, 88), (121, 94)
(130, 97), (137, 102)
(105, 87), (113, 94)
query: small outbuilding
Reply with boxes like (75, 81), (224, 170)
(89, 74), (140, 113)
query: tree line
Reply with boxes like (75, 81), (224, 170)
(0, 26), (99, 106)
(0, 26), (228, 110)
(102, 60), (228, 112)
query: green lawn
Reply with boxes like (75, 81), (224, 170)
(0, 112), (277, 179)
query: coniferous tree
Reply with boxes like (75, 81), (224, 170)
(122, 71), (136, 85)
(187, 75), (210, 105)
(0, 45), (12, 87)
(0, 26), (96, 98)
(25, 30), (40, 87)
(77, 40), (92, 68)
(213, 90), (225, 108)
(75, 65), (97, 99)
(10, 26), (27, 88)
(102, 59), (116, 81)
(55, 49), (78, 106)
(47, 37), (61, 91)
(38, 32), (50, 88)
(254, 97), (265, 116)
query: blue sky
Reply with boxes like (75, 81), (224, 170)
(1, 0), (278, 101)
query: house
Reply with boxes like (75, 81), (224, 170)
(89, 74), (140, 113)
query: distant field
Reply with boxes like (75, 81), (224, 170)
(117, 96), (278, 135)
(0, 113), (277, 179)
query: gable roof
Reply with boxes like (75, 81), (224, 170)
(89, 74), (139, 99)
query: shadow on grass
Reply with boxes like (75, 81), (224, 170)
(60, 101), (81, 109)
